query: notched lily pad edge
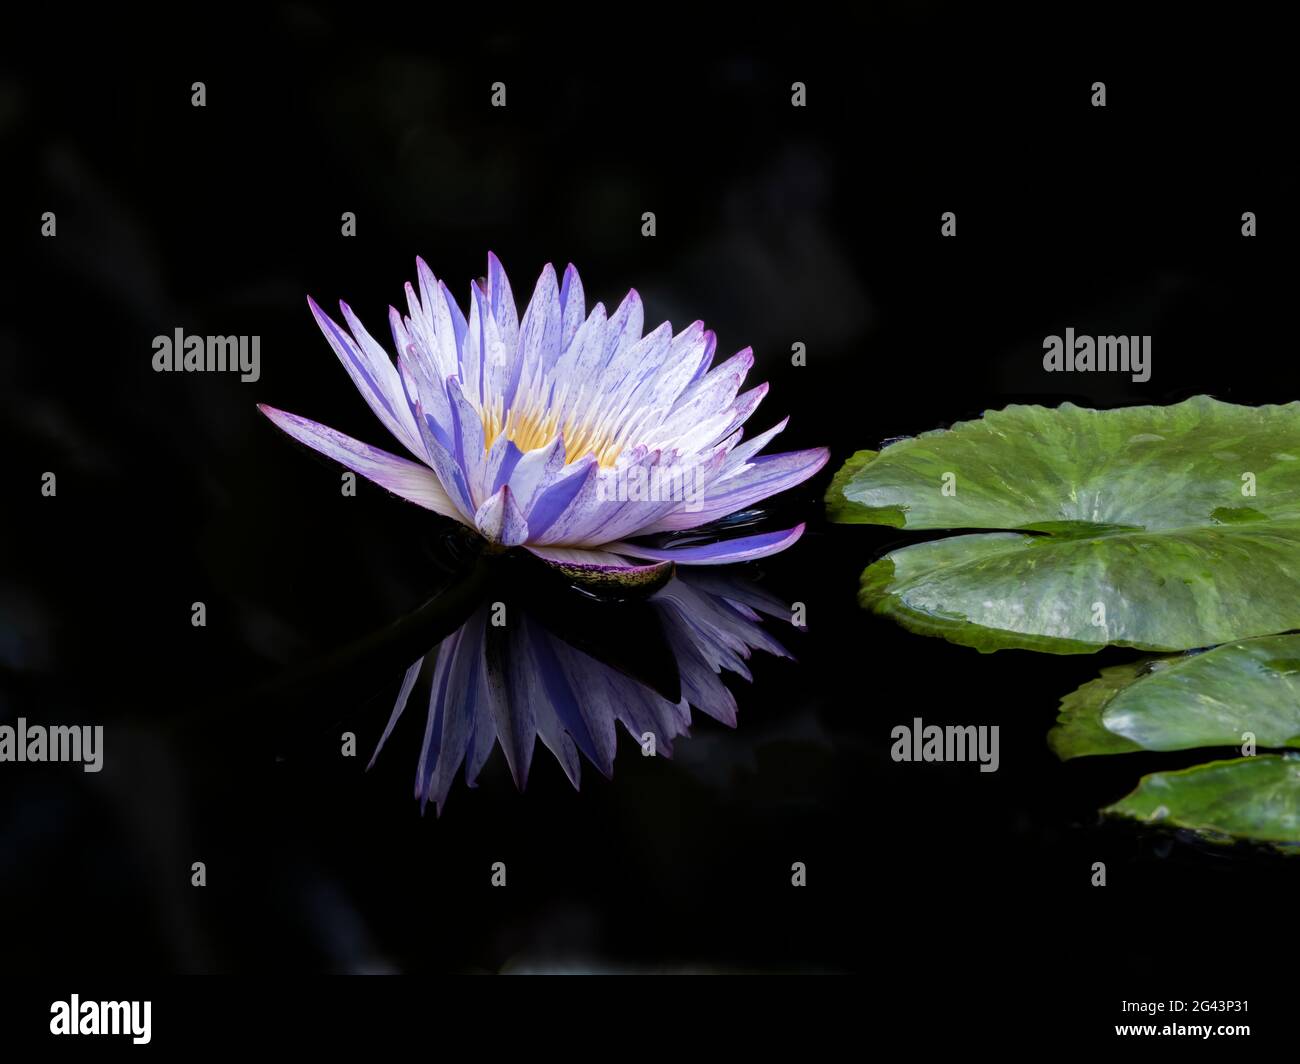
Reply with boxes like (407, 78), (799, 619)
(824, 448), (907, 527)
(1048, 667), (1148, 759)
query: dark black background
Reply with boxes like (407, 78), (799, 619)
(0, 2), (1293, 1027)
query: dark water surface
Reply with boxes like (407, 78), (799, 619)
(2, 11), (1294, 1008)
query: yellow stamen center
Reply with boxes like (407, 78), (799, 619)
(479, 373), (647, 468)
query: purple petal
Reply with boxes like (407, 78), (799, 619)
(608, 523), (807, 565)
(523, 615), (599, 779)
(474, 281), (517, 414)
(598, 321), (673, 415)
(558, 263), (586, 352)
(415, 400), (475, 518)
(464, 675), (502, 790)
(600, 289), (644, 369)
(475, 485), (530, 546)
(416, 265), (461, 378)
(368, 657), (424, 769)
(414, 258), (455, 374)
(446, 376), (488, 507)
(394, 318), (451, 443)
(308, 297), (423, 460)
(488, 438), (525, 495)
(488, 622), (538, 790)
(462, 282), (487, 406)
(485, 251), (520, 355)
(415, 635), (456, 805)
(551, 638), (618, 777)
(517, 263), (563, 382)
(525, 458), (597, 540)
(506, 434), (569, 512)
(548, 302), (609, 396)
(257, 405), (468, 522)
(425, 610), (488, 814)
(439, 280), (469, 357)
(644, 321), (714, 414)
(572, 446), (728, 547)
(647, 446), (830, 533)
(722, 416), (789, 469)
(651, 347), (755, 448)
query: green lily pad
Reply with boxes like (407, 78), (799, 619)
(1050, 635), (1300, 759)
(1104, 754), (1300, 850)
(828, 396), (1300, 652)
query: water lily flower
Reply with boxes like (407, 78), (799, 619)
(258, 255), (828, 584)
(371, 570), (794, 814)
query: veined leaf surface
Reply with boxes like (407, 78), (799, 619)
(829, 397), (1300, 652)
(1105, 755), (1300, 850)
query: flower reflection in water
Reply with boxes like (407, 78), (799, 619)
(369, 568), (794, 815)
